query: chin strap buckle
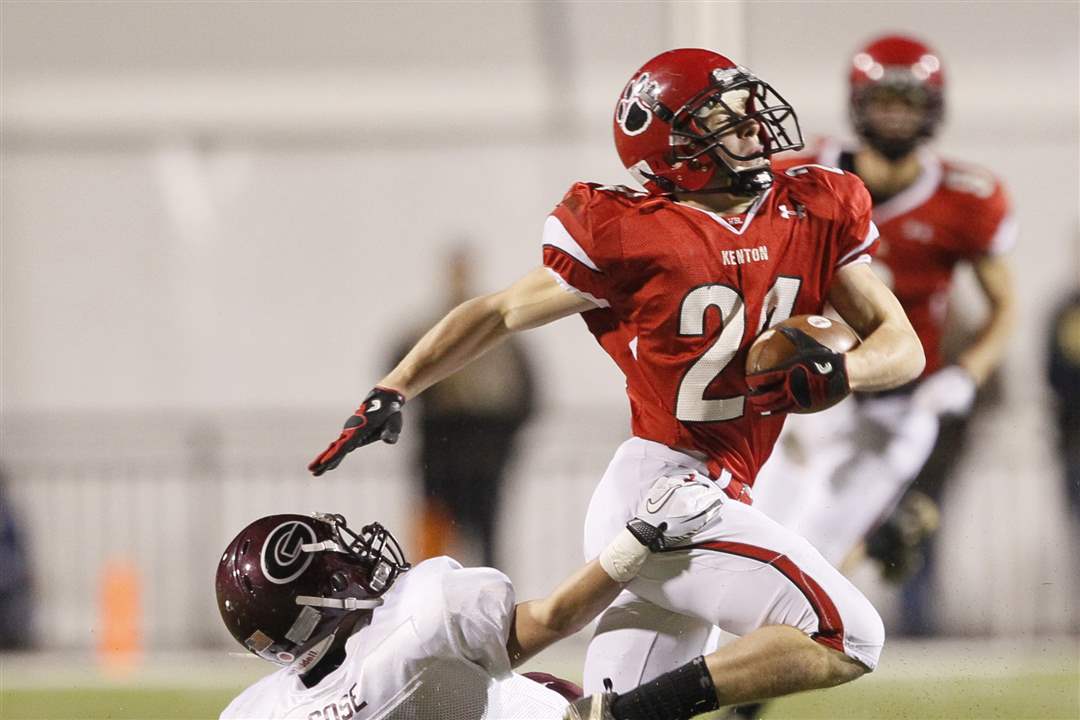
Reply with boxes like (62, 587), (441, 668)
(301, 540), (343, 553)
(295, 595), (384, 610)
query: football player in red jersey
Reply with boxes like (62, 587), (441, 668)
(310, 49), (925, 718)
(753, 34), (1017, 574)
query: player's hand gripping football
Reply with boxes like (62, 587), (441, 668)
(308, 387), (405, 476)
(626, 474), (725, 550)
(746, 326), (849, 415)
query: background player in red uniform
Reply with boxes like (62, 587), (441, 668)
(310, 49), (925, 718)
(753, 34), (1017, 573)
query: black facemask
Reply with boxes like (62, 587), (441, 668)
(861, 132), (922, 161)
(668, 68), (803, 196)
(851, 84), (943, 162)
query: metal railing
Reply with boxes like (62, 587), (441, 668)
(2, 407), (1076, 650)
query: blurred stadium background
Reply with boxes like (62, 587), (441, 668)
(1, 1), (1077, 718)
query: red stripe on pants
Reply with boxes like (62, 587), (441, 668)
(679, 540), (846, 653)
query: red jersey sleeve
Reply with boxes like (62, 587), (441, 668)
(784, 164), (879, 268)
(941, 163), (1017, 258)
(831, 171), (878, 268)
(542, 183), (630, 308)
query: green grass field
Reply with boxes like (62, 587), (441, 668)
(2, 672), (1076, 720)
(759, 671), (1078, 719)
(2, 640), (1076, 720)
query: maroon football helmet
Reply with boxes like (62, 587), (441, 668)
(850, 34), (945, 159)
(613, 48), (803, 196)
(216, 513), (409, 672)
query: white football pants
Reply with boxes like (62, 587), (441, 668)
(582, 438), (885, 694)
(752, 394), (940, 566)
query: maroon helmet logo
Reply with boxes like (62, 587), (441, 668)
(617, 73), (660, 137)
(260, 520), (317, 584)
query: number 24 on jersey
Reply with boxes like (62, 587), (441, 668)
(676, 276), (802, 422)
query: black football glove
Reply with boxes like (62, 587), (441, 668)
(865, 490), (940, 584)
(308, 387), (404, 477)
(563, 680), (617, 720)
(746, 326), (849, 415)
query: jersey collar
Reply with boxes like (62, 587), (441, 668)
(870, 148), (943, 225)
(678, 187), (773, 237)
(818, 138), (943, 225)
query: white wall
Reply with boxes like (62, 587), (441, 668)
(4, 1), (1077, 413)
(2, 1), (1078, 642)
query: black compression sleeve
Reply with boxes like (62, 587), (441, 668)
(609, 655), (719, 720)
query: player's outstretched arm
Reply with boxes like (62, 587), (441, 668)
(828, 262), (925, 392)
(909, 255), (1015, 418)
(309, 267), (594, 475)
(957, 254), (1015, 385)
(506, 476), (724, 667)
(381, 267), (595, 399)
(507, 558), (625, 668)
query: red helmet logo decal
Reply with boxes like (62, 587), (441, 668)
(260, 520), (317, 584)
(616, 73), (661, 136)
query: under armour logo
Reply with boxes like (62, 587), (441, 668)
(778, 203), (806, 220)
(902, 219), (934, 243)
(814, 361), (833, 375)
(367, 399), (382, 413)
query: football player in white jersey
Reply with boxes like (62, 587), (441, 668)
(217, 476), (723, 720)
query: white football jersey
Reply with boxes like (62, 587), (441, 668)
(221, 557), (570, 720)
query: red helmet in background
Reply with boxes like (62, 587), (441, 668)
(216, 513), (409, 673)
(613, 48), (803, 196)
(849, 34), (945, 159)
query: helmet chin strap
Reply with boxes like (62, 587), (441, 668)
(863, 132), (921, 162)
(694, 153), (773, 197)
(295, 595), (385, 610)
(728, 166), (774, 196)
(301, 540), (345, 553)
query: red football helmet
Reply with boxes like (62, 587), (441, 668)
(613, 48), (803, 195)
(849, 34), (945, 159)
(216, 513), (409, 672)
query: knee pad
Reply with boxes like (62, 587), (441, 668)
(832, 593), (885, 671)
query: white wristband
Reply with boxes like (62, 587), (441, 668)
(599, 528), (650, 583)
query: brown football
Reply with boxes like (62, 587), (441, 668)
(746, 314), (861, 413)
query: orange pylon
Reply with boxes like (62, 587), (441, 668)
(414, 500), (456, 561)
(97, 559), (142, 677)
